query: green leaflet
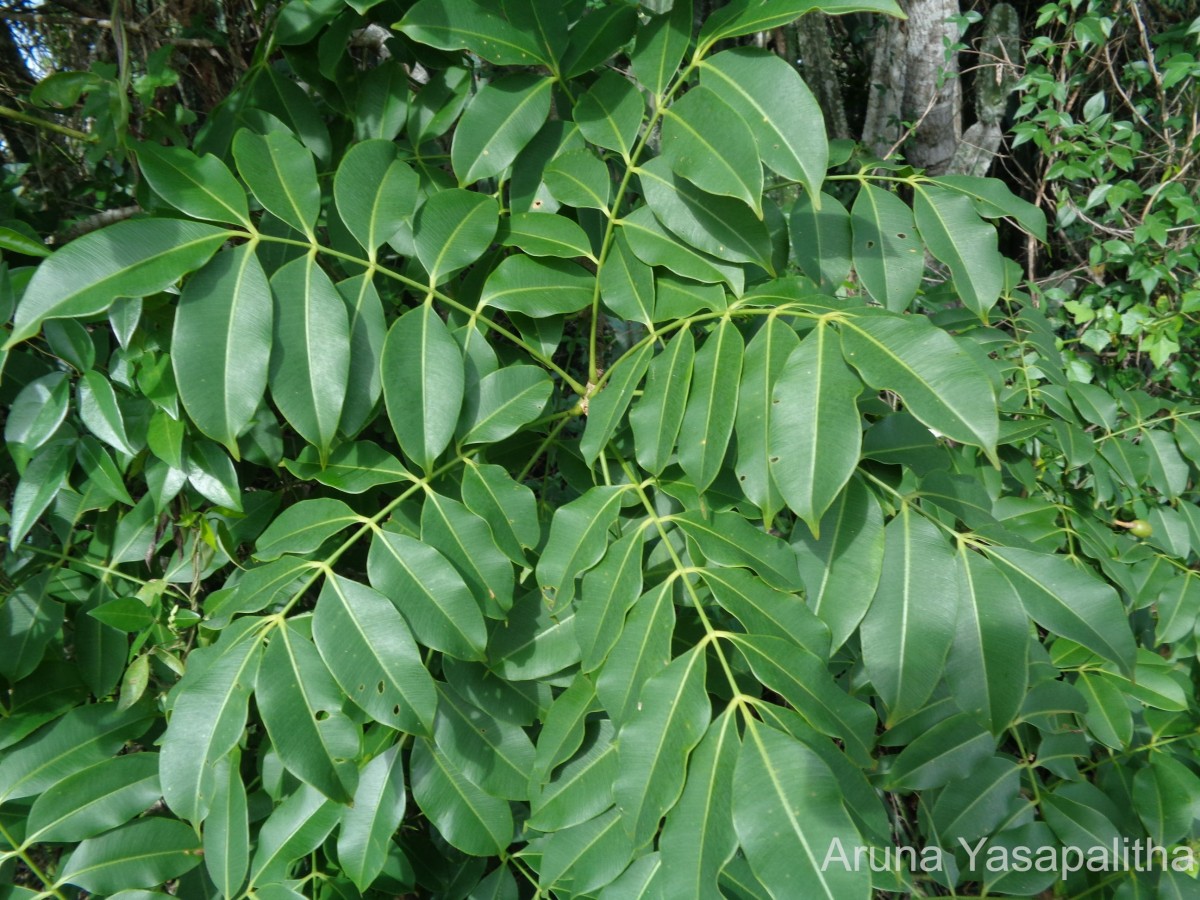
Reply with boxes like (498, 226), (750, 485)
(354, 59), (410, 142)
(661, 86), (763, 214)
(397, 0), (546, 66)
(479, 256), (594, 318)
(658, 709), (740, 898)
(536, 485), (627, 611)
(599, 230), (656, 325)
(333, 141), (418, 257)
(458, 364), (552, 446)
(283, 440), (413, 493)
(529, 719), (618, 832)
(451, 74), (552, 185)
(247, 783), (341, 887)
(367, 528), (488, 660)
(204, 752), (249, 898)
(55, 818), (201, 894)
(255, 501), (357, 564)
(577, 528), (647, 673)
(629, 326), (694, 475)
(268, 255), (351, 461)
(460, 461), (540, 564)
(733, 723), (871, 900)
(5, 372), (69, 454)
(0, 574), (62, 683)
(489, 589), (582, 680)
(313, 574), (438, 736)
(410, 736), (514, 857)
(701, 48), (828, 200)
(501, 211), (594, 260)
(930, 756), (1023, 845)
(433, 682), (535, 800)
(699, 567), (829, 658)
(638, 156), (773, 269)
(913, 184), (1006, 319)
(256, 621), (359, 803)
(6, 219), (229, 348)
(137, 143), (251, 228)
(574, 70), (644, 159)
(595, 581), (676, 725)
(530, 674), (598, 787)
(1133, 755), (1200, 846)
(620, 206), (745, 291)
(792, 477), (885, 650)
(850, 183), (923, 312)
(884, 713), (996, 790)
(613, 645), (710, 845)
(544, 148), (611, 212)
(728, 633), (876, 767)
(859, 506), (960, 726)
(337, 746), (406, 891)
(735, 313), (799, 527)
(157, 626), (261, 822)
(948, 550), (1029, 735)
(678, 318), (744, 493)
(382, 303), (464, 472)
(700, 0), (903, 48)
(232, 129), (321, 237)
(336, 274), (388, 438)
(581, 342), (653, 464)
(561, 3), (639, 79)
(25, 753), (161, 843)
(502, 0), (568, 72)
(79, 370), (136, 456)
(173, 245), (272, 454)
(789, 191), (853, 289)
(839, 310), (1000, 459)
(987, 546), (1136, 675)
(420, 489), (515, 617)
(672, 509), (803, 591)
(629, 0), (693, 98)
(769, 321), (862, 532)
(412, 189), (499, 285)
(539, 807), (633, 895)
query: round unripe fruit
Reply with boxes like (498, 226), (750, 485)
(1129, 519), (1153, 539)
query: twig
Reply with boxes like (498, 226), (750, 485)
(60, 204), (139, 241)
(0, 104), (94, 141)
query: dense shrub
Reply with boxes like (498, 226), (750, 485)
(2, 2), (1200, 898)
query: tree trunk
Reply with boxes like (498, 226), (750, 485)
(861, 0), (962, 171)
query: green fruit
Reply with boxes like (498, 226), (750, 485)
(1129, 519), (1153, 538)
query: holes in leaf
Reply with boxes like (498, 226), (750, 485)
(897, 232), (907, 239)
(377, 681), (385, 694)
(393, 704), (401, 717)
(315, 709), (330, 721)
(866, 240), (875, 248)
(357, 684), (365, 693)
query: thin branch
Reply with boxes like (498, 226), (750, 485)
(0, 103), (93, 140)
(60, 204), (139, 241)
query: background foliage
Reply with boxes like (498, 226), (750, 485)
(1, 0), (1200, 898)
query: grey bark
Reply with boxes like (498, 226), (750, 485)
(794, 15), (850, 141)
(861, 0), (962, 171)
